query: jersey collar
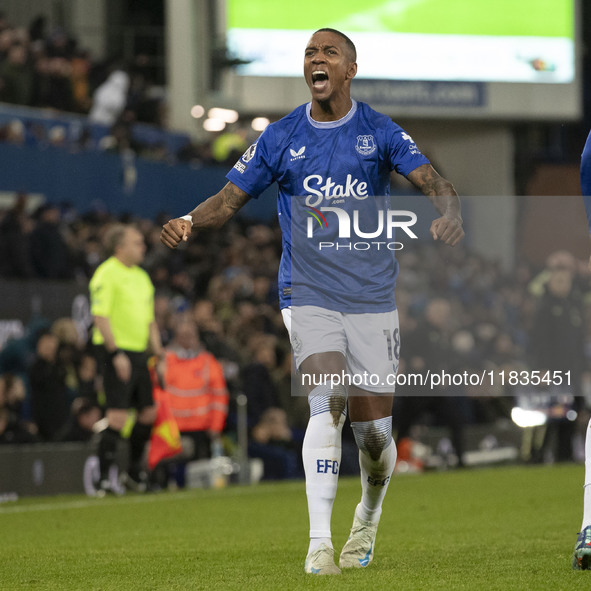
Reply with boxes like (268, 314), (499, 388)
(306, 100), (357, 129)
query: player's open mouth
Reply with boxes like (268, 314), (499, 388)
(312, 70), (329, 90)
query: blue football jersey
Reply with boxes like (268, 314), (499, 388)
(226, 100), (430, 312)
(581, 129), (591, 230)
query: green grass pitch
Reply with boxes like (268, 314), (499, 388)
(1, 464), (590, 590)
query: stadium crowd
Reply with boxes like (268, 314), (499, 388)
(0, 12), (162, 122)
(0, 12), (244, 166)
(1, 194), (590, 469)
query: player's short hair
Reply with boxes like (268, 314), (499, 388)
(104, 223), (130, 256)
(313, 28), (357, 62)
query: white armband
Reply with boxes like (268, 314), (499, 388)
(180, 214), (193, 227)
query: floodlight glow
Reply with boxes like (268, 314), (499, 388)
(251, 117), (270, 131)
(511, 407), (547, 428)
(191, 105), (205, 118)
(208, 108), (239, 123)
(203, 118), (226, 132)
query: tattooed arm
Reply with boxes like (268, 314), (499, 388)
(160, 182), (251, 248)
(406, 163), (465, 247)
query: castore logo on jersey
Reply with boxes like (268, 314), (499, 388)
(290, 146), (306, 161)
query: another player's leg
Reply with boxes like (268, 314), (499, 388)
(96, 408), (127, 496)
(300, 352), (347, 575)
(340, 392), (395, 569)
(573, 417), (591, 569)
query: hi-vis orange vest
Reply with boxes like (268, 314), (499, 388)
(156, 351), (229, 433)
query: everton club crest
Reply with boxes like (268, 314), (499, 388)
(355, 135), (376, 156)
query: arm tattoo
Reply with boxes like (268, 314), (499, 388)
(221, 182), (251, 215)
(191, 182), (251, 229)
(408, 164), (461, 218)
(411, 164), (456, 197)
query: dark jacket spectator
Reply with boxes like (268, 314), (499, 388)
(0, 193), (34, 278)
(57, 397), (101, 442)
(29, 332), (70, 441)
(0, 43), (33, 105)
(530, 267), (585, 395)
(0, 374), (38, 444)
(0, 406), (37, 444)
(30, 204), (72, 279)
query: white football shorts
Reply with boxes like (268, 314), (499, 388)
(281, 305), (400, 393)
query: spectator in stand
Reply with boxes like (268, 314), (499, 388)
(70, 49), (92, 112)
(529, 251), (586, 462)
(240, 334), (301, 480)
(1, 373), (24, 415)
(249, 407), (300, 480)
(47, 124), (67, 148)
(0, 407), (37, 444)
(31, 54), (51, 108)
(395, 298), (468, 467)
(0, 317), (50, 383)
(177, 140), (215, 167)
(97, 119), (142, 154)
(153, 293), (174, 348)
(0, 42), (33, 105)
(51, 317), (85, 401)
(30, 203), (72, 279)
(76, 352), (99, 403)
(0, 27), (14, 62)
(29, 331), (70, 441)
(0, 12), (9, 35)
(0, 192), (34, 278)
(28, 15), (47, 45)
(1, 119), (25, 145)
(89, 69), (130, 126)
(153, 317), (228, 487)
(57, 396), (102, 443)
(240, 333), (282, 428)
(44, 57), (74, 111)
(191, 298), (238, 363)
(0, 373), (38, 444)
(45, 27), (74, 59)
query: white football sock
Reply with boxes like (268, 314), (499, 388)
(308, 537), (332, 554)
(581, 418), (591, 529)
(351, 417), (397, 523)
(302, 384), (347, 543)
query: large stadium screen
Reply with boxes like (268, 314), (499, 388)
(224, 0), (579, 119)
(227, 0), (574, 84)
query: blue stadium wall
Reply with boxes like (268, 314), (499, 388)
(0, 142), (443, 239)
(0, 142), (278, 221)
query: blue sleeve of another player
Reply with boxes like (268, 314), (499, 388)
(226, 125), (277, 199)
(581, 130), (591, 231)
(385, 120), (430, 177)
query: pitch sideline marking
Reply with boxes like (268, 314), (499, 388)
(0, 482), (305, 515)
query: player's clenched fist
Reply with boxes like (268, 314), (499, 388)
(160, 218), (192, 249)
(430, 216), (464, 247)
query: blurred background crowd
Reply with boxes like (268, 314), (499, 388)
(0, 10), (253, 166)
(2, 192), (591, 473)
